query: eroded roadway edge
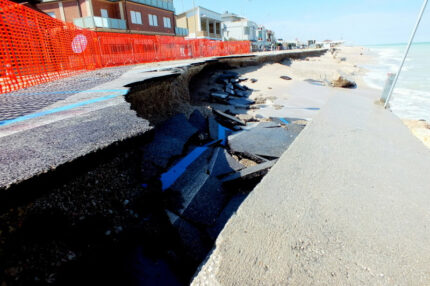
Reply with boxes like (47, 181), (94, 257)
(0, 49), (326, 190)
(192, 93), (430, 285)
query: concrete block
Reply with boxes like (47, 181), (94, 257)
(229, 122), (303, 158)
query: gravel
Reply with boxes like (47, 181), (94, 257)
(0, 66), (134, 121)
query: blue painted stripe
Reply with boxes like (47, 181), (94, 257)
(279, 118), (290, 125)
(5, 89), (127, 96)
(0, 93), (122, 126)
(284, 106), (320, 111)
(217, 124), (234, 146)
(161, 147), (209, 191)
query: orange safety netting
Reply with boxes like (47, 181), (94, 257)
(0, 0), (250, 94)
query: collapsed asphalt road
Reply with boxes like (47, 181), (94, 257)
(131, 70), (308, 283)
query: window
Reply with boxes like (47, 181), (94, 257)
(47, 12), (56, 18)
(148, 14), (158, 26)
(244, 27), (250, 35)
(100, 9), (108, 18)
(163, 17), (171, 28)
(130, 11), (142, 24)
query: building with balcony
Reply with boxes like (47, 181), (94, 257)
(221, 12), (257, 43)
(36, 0), (186, 36)
(176, 6), (222, 40)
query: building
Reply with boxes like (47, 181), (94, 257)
(221, 11), (257, 43)
(176, 6), (222, 40)
(36, 0), (188, 36)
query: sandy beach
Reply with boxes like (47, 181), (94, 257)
(223, 46), (430, 149)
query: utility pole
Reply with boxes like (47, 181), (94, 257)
(384, 0), (428, 108)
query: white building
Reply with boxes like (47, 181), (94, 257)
(221, 12), (257, 43)
(176, 6), (222, 40)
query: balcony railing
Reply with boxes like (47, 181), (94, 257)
(108, 0), (175, 12)
(73, 16), (127, 30)
(175, 27), (189, 36)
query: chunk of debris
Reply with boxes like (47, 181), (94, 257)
(216, 72), (239, 83)
(280, 75), (292, 80)
(210, 92), (229, 103)
(225, 88), (235, 96)
(221, 160), (277, 183)
(213, 109), (246, 126)
(228, 98), (255, 106)
(229, 122), (304, 158)
(234, 89), (251, 98)
(331, 76), (357, 88)
(233, 83), (248, 91)
(250, 78), (258, 83)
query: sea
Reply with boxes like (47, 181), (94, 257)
(363, 42), (430, 122)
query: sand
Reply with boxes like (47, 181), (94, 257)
(229, 46), (430, 149)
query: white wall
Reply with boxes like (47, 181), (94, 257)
(223, 20), (257, 41)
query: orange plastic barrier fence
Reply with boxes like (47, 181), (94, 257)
(0, 0), (250, 94)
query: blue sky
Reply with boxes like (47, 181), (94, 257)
(174, 0), (430, 45)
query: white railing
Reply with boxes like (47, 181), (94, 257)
(73, 16), (127, 30)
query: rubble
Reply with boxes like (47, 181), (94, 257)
(229, 122), (304, 158)
(213, 109), (246, 126)
(280, 75), (292, 81)
(137, 66), (308, 283)
(331, 76), (357, 88)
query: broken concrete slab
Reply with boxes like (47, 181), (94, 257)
(270, 117), (308, 126)
(221, 160), (277, 184)
(208, 148), (244, 177)
(141, 114), (198, 179)
(228, 98), (255, 106)
(225, 88), (235, 96)
(206, 194), (248, 241)
(166, 210), (208, 263)
(208, 117), (219, 141)
(234, 89), (252, 98)
(180, 176), (228, 226)
(213, 109), (246, 126)
(229, 122), (303, 158)
(216, 72), (239, 83)
(233, 83), (248, 91)
(161, 146), (210, 191)
(189, 110), (207, 132)
(166, 147), (229, 226)
(210, 92), (229, 103)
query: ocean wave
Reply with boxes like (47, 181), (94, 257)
(366, 44), (430, 121)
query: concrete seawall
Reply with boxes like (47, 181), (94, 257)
(193, 92), (430, 285)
